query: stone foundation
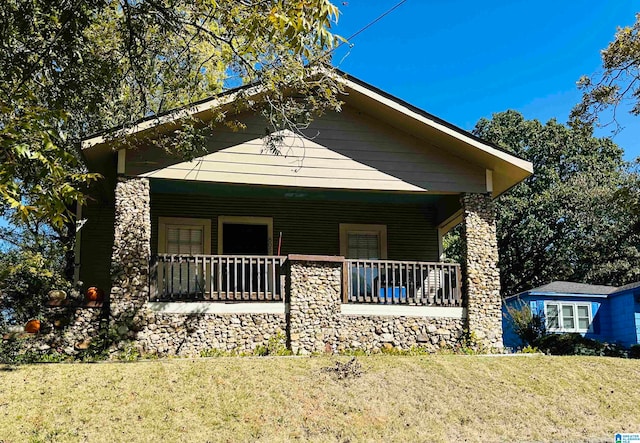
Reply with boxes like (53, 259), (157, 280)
(285, 256), (465, 355)
(20, 303), (106, 357)
(130, 311), (285, 356)
(335, 316), (463, 353)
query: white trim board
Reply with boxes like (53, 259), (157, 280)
(147, 302), (285, 315)
(340, 304), (465, 319)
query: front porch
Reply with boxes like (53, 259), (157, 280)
(150, 254), (461, 307)
(103, 177), (501, 355)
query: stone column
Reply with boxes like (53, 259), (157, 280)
(460, 193), (503, 349)
(109, 178), (151, 330)
(285, 255), (343, 355)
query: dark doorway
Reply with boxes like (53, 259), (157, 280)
(222, 223), (269, 255)
(221, 223), (273, 297)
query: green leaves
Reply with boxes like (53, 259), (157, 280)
(1, 0), (344, 237)
(472, 111), (640, 295)
(571, 12), (640, 128)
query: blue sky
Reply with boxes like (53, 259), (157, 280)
(330, 1), (640, 161)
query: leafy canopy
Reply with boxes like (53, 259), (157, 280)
(572, 13), (640, 129)
(1, 0), (344, 232)
(445, 111), (640, 296)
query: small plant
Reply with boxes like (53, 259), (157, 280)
(200, 348), (231, 358)
(253, 332), (292, 357)
(520, 345), (540, 354)
(535, 333), (629, 357)
(338, 348), (369, 356)
(453, 329), (486, 355)
(113, 342), (142, 361)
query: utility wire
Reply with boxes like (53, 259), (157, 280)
(328, 0), (408, 56)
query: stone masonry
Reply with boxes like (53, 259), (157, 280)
(286, 257), (343, 354)
(20, 304), (106, 357)
(460, 193), (503, 348)
(109, 177), (151, 327)
(132, 312), (285, 356)
(285, 256), (464, 354)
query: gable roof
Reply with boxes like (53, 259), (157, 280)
(81, 69), (533, 200)
(527, 281), (619, 295)
(613, 281), (640, 294)
(504, 281), (619, 302)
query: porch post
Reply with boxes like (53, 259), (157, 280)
(460, 193), (503, 349)
(109, 177), (151, 331)
(285, 255), (343, 355)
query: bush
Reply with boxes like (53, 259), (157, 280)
(504, 301), (546, 346)
(0, 248), (70, 328)
(534, 333), (628, 357)
(629, 344), (640, 359)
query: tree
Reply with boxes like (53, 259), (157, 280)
(571, 13), (640, 129)
(1, 0), (344, 238)
(445, 111), (640, 296)
(0, 227), (70, 327)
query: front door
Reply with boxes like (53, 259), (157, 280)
(218, 217), (273, 297)
(221, 223), (269, 255)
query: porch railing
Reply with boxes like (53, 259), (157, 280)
(345, 259), (462, 306)
(150, 255), (286, 302)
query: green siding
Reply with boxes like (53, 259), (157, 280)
(78, 202), (115, 292)
(150, 192), (439, 261)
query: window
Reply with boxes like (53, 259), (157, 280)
(340, 224), (387, 299)
(158, 218), (211, 297)
(339, 224), (387, 259)
(158, 217), (211, 255)
(166, 226), (204, 255)
(545, 302), (591, 333)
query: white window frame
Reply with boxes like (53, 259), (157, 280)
(217, 216), (273, 255)
(544, 301), (592, 333)
(158, 217), (212, 254)
(339, 223), (388, 259)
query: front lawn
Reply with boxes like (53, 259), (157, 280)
(0, 355), (638, 442)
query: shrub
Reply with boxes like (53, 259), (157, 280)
(0, 248), (70, 328)
(504, 301), (546, 346)
(534, 333), (628, 357)
(254, 332), (291, 356)
(629, 344), (640, 359)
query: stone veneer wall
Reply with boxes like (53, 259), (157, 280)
(286, 258), (343, 354)
(131, 312), (285, 356)
(286, 256), (464, 355)
(335, 316), (462, 353)
(21, 305), (106, 356)
(460, 193), (503, 348)
(109, 177), (151, 325)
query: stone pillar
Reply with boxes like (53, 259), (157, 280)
(285, 255), (343, 355)
(460, 193), (502, 349)
(109, 178), (151, 328)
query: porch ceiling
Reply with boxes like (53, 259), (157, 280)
(149, 179), (461, 225)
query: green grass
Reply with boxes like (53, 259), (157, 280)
(0, 355), (639, 442)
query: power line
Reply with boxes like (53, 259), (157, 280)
(330, 0), (408, 56)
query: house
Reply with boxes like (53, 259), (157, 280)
(503, 281), (640, 349)
(57, 71), (533, 356)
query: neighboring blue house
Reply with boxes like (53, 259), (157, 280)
(503, 281), (640, 349)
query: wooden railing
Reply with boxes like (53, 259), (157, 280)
(345, 260), (462, 306)
(150, 255), (286, 302)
